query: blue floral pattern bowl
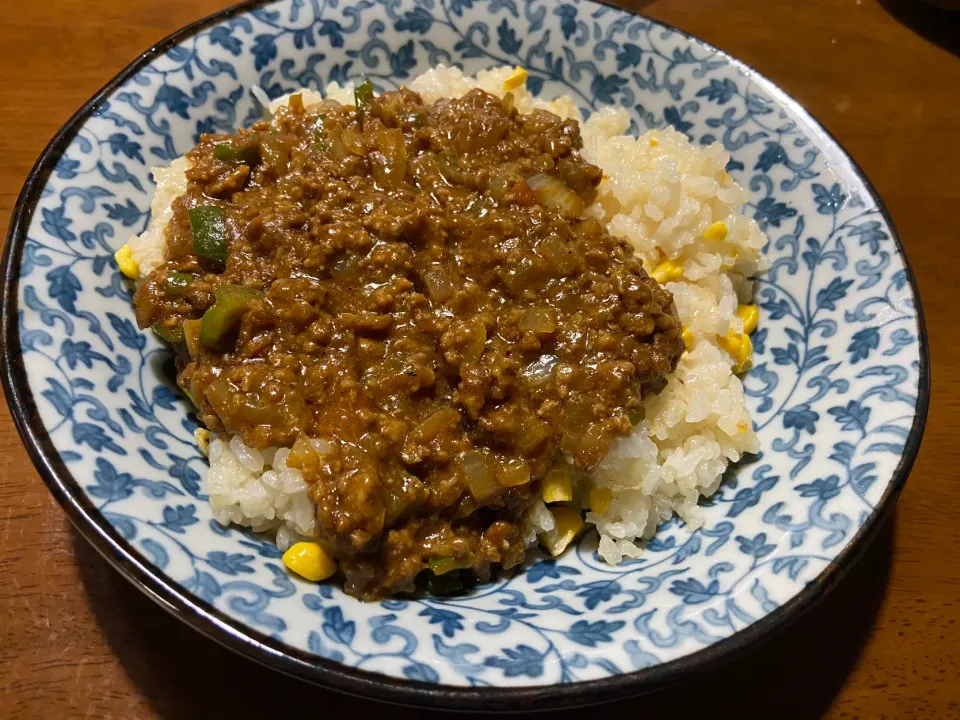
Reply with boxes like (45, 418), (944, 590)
(0, 0), (929, 710)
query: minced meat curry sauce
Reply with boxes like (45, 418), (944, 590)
(133, 85), (683, 599)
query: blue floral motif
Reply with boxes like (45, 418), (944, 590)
(485, 645), (545, 678)
(6, 0), (923, 689)
(160, 504), (199, 533)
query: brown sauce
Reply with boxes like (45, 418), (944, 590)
(133, 86), (683, 599)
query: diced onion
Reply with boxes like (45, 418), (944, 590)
(521, 354), (558, 385)
(329, 137), (351, 161)
(516, 414), (550, 453)
(422, 265), (456, 302)
(519, 307), (556, 334)
(460, 450), (500, 501)
(538, 235), (578, 275)
(341, 126), (366, 156)
(498, 458), (531, 487)
(183, 319), (202, 358)
(526, 173), (585, 218)
(412, 408), (461, 443)
(560, 396), (594, 456)
(371, 128), (407, 188)
(461, 318), (487, 364)
(311, 438), (334, 455)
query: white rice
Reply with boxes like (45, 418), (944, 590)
(265, 81), (356, 114)
(128, 66), (765, 563)
(128, 156), (192, 276)
(206, 436), (331, 551)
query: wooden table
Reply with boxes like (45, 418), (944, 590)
(1, 0), (957, 717)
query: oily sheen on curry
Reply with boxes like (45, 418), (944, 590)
(131, 85), (683, 599)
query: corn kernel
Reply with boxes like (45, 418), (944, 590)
(589, 487), (612, 514)
(649, 136), (659, 147)
(114, 244), (139, 279)
(716, 330), (742, 358)
(718, 330), (753, 373)
(650, 259), (683, 284)
(737, 421), (748, 434)
(539, 506), (584, 557)
(703, 221), (728, 242)
(681, 326), (695, 351)
(737, 304), (759, 335)
(542, 465), (573, 503)
(282, 542), (337, 582)
(503, 66), (528, 91)
(194, 428), (211, 457)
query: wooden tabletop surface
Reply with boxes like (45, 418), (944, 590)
(1, 0), (957, 717)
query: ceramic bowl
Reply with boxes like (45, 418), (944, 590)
(0, 0), (929, 711)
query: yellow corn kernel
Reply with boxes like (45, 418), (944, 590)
(737, 421), (748, 434)
(650, 259), (683, 284)
(282, 542), (337, 582)
(681, 326), (695, 351)
(649, 136), (659, 147)
(503, 66), (528, 91)
(114, 244), (139, 279)
(703, 221), (728, 242)
(542, 464), (573, 504)
(737, 304), (759, 335)
(589, 487), (612, 514)
(718, 331), (753, 373)
(539, 506), (584, 557)
(194, 428), (211, 457)
(716, 330), (742, 358)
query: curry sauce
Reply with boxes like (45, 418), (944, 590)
(133, 86), (683, 599)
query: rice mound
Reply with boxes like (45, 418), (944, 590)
(127, 66), (765, 563)
(128, 156), (192, 276)
(206, 437), (316, 550)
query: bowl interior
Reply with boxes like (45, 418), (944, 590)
(4, 0), (925, 700)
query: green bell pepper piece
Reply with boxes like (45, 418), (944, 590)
(188, 205), (227, 270)
(354, 79), (374, 130)
(199, 285), (264, 349)
(427, 555), (475, 576)
(165, 272), (194, 298)
(152, 322), (185, 344)
(213, 142), (260, 165)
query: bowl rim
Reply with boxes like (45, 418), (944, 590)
(0, 0), (930, 711)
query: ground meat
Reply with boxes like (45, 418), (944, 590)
(133, 86), (683, 599)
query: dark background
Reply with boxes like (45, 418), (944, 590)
(1, 0), (958, 717)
